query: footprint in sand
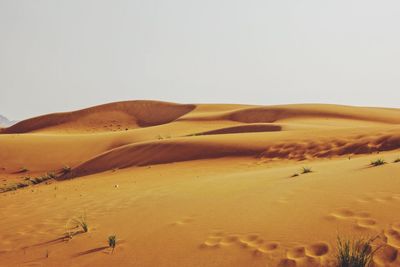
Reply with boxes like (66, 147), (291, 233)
(287, 246), (306, 259)
(278, 242), (330, 267)
(328, 207), (379, 231)
(238, 234), (263, 248)
(356, 196), (374, 203)
(171, 216), (195, 226)
(356, 218), (377, 229)
(392, 222), (400, 232)
(305, 242), (329, 257)
(384, 226), (400, 248)
(373, 244), (398, 265)
(220, 235), (240, 245)
(200, 231), (280, 256)
(331, 208), (355, 219)
(277, 258), (297, 267)
(257, 242), (279, 253)
(201, 236), (222, 248)
(355, 211), (371, 218)
(357, 192), (400, 204)
(199, 231), (225, 248)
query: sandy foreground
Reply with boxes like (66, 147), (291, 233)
(0, 101), (399, 267)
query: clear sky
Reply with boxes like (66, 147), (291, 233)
(1, 0), (399, 120)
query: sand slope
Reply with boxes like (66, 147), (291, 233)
(0, 101), (400, 267)
(2, 100), (195, 133)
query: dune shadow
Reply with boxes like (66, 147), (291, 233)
(22, 230), (86, 250)
(360, 163), (388, 170)
(22, 236), (67, 249)
(12, 170), (28, 174)
(188, 124), (282, 137)
(73, 246), (109, 257)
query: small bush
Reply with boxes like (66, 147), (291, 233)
(62, 165), (71, 174)
(31, 177), (41, 185)
(2, 184), (17, 192)
(156, 134), (171, 140)
(301, 167), (312, 174)
(336, 236), (379, 267)
(394, 158), (400, 163)
(108, 235), (117, 253)
(47, 172), (57, 179)
(72, 214), (88, 233)
(65, 214), (88, 239)
(19, 167), (28, 173)
(370, 159), (386, 167)
(31, 174), (53, 185)
(16, 182), (28, 189)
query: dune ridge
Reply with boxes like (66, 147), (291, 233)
(3, 102), (400, 134)
(63, 130), (400, 178)
(176, 104), (400, 125)
(189, 124), (282, 136)
(2, 100), (195, 133)
(225, 104), (400, 124)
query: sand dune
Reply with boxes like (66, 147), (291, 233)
(1, 101), (400, 267)
(2, 100), (195, 133)
(3, 102), (400, 134)
(225, 104), (400, 124)
(64, 128), (400, 178)
(190, 124), (282, 135)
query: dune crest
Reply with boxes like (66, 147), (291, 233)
(63, 130), (400, 178)
(4, 103), (400, 134)
(3, 100), (195, 133)
(225, 104), (400, 124)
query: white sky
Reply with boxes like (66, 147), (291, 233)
(1, 0), (399, 120)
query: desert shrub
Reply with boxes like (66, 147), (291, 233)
(31, 177), (42, 184)
(65, 213), (88, 239)
(370, 159), (386, 166)
(156, 134), (171, 140)
(336, 236), (379, 267)
(16, 182), (28, 189)
(62, 165), (71, 174)
(19, 167), (28, 173)
(72, 214), (88, 233)
(301, 167), (312, 174)
(108, 235), (117, 253)
(3, 184), (17, 191)
(0, 181), (30, 193)
(46, 172), (57, 179)
(30, 174), (53, 185)
(394, 158), (400, 163)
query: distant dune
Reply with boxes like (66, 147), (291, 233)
(1, 101), (400, 267)
(1, 101), (399, 177)
(3, 100), (195, 133)
(3, 101), (400, 134)
(0, 114), (16, 127)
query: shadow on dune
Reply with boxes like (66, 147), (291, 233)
(72, 246), (109, 257)
(226, 105), (400, 124)
(58, 131), (400, 180)
(21, 236), (67, 250)
(188, 124), (282, 136)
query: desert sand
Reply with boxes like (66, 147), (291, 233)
(0, 101), (399, 267)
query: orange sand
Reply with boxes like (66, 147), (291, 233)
(0, 101), (399, 266)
